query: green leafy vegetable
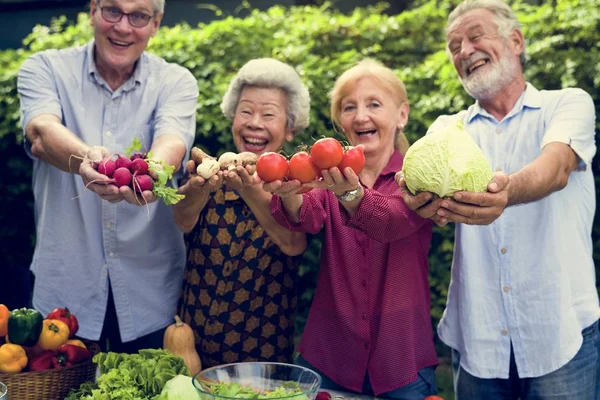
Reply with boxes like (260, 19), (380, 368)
(65, 349), (189, 400)
(205, 380), (309, 399)
(402, 120), (493, 197)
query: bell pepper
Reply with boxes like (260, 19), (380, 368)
(0, 343), (28, 373)
(7, 308), (43, 347)
(0, 304), (9, 337)
(47, 307), (79, 338)
(29, 349), (56, 371)
(38, 319), (70, 350)
(65, 339), (87, 349)
(52, 344), (91, 368)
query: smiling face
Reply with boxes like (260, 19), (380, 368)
(90, 0), (162, 78)
(339, 76), (408, 158)
(231, 86), (293, 155)
(446, 8), (523, 100)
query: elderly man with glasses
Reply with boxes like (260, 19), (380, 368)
(16, 0), (198, 353)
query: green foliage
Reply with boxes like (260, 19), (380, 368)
(0, 0), (598, 357)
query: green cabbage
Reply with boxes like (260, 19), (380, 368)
(156, 375), (202, 400)
(402, 120), (493, 197)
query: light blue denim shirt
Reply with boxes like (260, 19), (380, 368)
(17, 41), (198, 341)
(434, 83), (599, 378)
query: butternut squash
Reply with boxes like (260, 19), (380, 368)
(163, 315), (202, 375)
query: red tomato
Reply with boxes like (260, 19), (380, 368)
(288, 151), (319, 183)
(256, 152), (288, 182)
(310, 137), (344, 170)
(423, 396), (445, 400)
(337, 146), (365, 175)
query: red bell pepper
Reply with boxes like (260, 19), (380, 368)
(46, 307), (79, 338)
(52, 344), (91, 368)
(316, 391), (332, 400)
(29, 350), (56, 371)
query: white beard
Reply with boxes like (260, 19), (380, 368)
(459, 46), (520, 101)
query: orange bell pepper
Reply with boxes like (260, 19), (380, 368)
(0, 343), (28, 373)
(37, 319), (70, 351)
(65, 339), (87, 349)
(0, 304), (9, 337)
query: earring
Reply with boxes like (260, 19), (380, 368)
(399, 124), (405, 130)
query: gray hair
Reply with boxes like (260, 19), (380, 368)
(447, 0), (526, 66)
(152, 0), (164, 13)
(221, 58), (311, 134)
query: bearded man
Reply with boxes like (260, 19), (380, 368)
(397, 0), (599, 399)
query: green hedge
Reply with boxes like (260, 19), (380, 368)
(1, 0), (598, 352)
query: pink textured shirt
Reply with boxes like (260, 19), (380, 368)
(271, 151), (438, 395)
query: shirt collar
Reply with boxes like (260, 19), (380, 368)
(86, 40), (145, 92)
(466, 82), (542, 123)
(382, 150), (404, 176)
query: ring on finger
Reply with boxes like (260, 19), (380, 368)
(327, 183), (334, 188)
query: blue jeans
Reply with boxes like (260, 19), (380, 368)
(296, 354), (438, 399)
(452, 320), (600, 400)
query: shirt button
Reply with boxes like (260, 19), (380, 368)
(501, 329), (509, 336)
(105, 222), (112, 229)
(503, 285), (510, 293)
(362, 313), (367, 320)
(495, 167), (502, 172)
(108, 252), (114, 257)
(496, 128), (502, 135)
(105, 131), (113, 137)
(501, 248), (507, 254)
(364, 342), (369, 349)
(361, 280), (367, 288)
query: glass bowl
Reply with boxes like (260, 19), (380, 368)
(192, 362), (322, 399)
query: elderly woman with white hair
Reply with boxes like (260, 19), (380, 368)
(173, 58), (310, 368)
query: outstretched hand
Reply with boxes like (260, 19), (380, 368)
(395, 171), (447, 226)
(436, 172), (510, 225)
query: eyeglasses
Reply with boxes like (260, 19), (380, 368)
(100, 5), (155, 28)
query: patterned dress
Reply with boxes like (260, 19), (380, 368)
(179, 186), (301, 368)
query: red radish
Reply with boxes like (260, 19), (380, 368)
(115, 154), (132, 170)
(133, 174), (154, 192)
(97, 158), (116, 178)
(130, 152), (146, 161)
(130, 158), (149, 175)
(112, 167), (132, 188)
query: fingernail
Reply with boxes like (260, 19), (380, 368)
(454, 193), (462, 200)
(489, 182), (498, 190)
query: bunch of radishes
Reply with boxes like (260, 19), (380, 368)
(95, 152), (154, 193)
(91, 138), (184, 205)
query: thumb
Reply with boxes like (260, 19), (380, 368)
(488, 171), (509, 193)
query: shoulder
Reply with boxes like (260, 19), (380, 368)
(534, 85), (594, 110)
(143, 52), (196, 84)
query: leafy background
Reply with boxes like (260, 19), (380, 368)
(0, 0), (598, 397)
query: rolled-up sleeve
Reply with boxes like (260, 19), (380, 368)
(153, 66), (198, 154)
(17, 53), (63, 131)
(541, 88), (596, 168)
(341, 187), (431, 243)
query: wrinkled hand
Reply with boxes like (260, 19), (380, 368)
(395, 171), (447, 226)
(306, 166), (360, 196)
(436, 172), (510, 225)
(223, 165), (259, 193)
(80, 146), (122, 203)
(177, 159), (223, 197)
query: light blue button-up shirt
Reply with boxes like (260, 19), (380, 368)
(434, 83), (599, 378)
(17, 41), (198, 341)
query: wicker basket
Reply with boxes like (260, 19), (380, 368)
(0, 341), (100, 400)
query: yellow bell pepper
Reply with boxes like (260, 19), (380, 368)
(37, 319), (70, 351)
(0, 343), (28, 373)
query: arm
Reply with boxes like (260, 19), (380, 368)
(437, 89), (595, 226)
(25, 114), (90, 174)
(437, 143), (577, 225)
(226, 167), (307, 256)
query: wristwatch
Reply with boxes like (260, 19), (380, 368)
(336, 185), (363, 203)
